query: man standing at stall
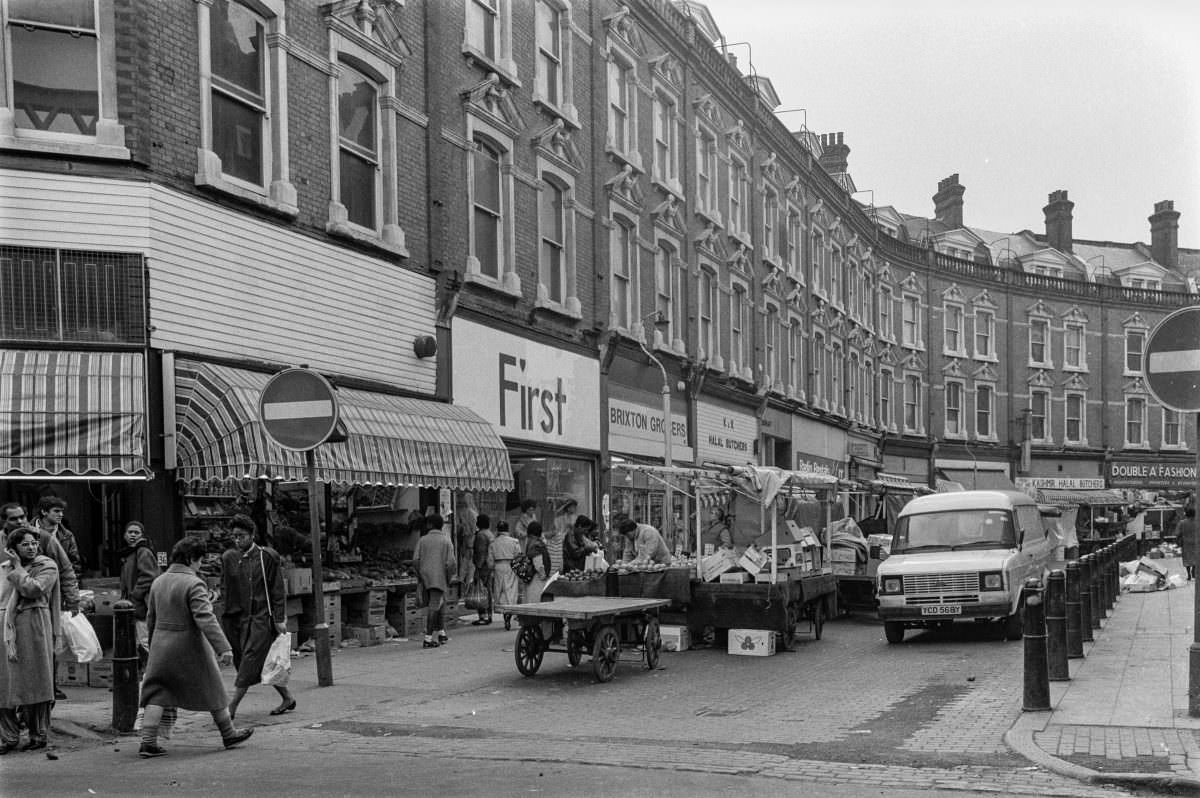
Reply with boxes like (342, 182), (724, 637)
(617, 518), (671, 565)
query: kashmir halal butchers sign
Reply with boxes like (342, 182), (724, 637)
(1107, 459), (1197, 488)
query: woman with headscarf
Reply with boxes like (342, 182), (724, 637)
(0, 527), (61, 752)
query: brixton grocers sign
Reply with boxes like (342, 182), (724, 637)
(1144, 306), (1200, 413)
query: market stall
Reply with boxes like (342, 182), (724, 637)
(1036, 488), (1127, 557)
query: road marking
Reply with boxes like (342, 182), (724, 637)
(262, 399), (334, 420)
(1148, 349), (1200, 374)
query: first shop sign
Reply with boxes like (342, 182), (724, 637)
(1107, 459), (1197, 488)
(452, 319), (600, 450)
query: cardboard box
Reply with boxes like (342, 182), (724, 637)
(830, 547), (858, 562)
(701, 551), (737, 582)
(728, 628), (775, 657)
(89, 659), (114, 688)
(660, 625), (690, 652)
(762, 544), (798, 567)
(58, 660), (89, 686)
(737, 546), (769, 575)
(348, 624), (388, 647)
(719, 571), (750, 584)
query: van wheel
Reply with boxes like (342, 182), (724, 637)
(884, 622), (905, 644)
(1002, 610), (1023, 641)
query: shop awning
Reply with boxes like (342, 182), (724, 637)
(871, 473), (932, 493)
(0, 349), (150, 479)
(1037, 488), (1127, 508)
(174, 360), (512, 491)
(938, 468), (1017, 492)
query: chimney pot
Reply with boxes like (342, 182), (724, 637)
(1150, 199), (1181, 268)
(1043, 189), (1074, 254)
(933, 174), (965, 229)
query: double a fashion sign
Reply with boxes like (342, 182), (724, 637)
(451, 318), (600, 450)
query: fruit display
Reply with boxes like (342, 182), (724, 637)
(558, 569), (606, 582)
(614, 558), (669, 574)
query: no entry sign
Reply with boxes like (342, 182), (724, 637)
(258, 368), (341, 450)
(1145, 306), (1200, 413)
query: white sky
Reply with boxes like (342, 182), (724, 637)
(700, 0), (1200, 248)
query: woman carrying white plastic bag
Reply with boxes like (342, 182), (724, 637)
(259, 631), (291, 686)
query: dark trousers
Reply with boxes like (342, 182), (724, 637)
(220, 612), (243, 668)
(425, 588), (445, 637)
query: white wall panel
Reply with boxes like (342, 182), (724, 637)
(1, 169), (436, 391)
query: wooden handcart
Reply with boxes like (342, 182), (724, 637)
(498, 596), (671, 683)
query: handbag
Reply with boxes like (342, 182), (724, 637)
(60, 612), (102, 663)
(511, 552), (536, 584)
(463, 578), (488, 611)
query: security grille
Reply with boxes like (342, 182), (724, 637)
(0, 246), (146, 345)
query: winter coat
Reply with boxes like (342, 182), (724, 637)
(119, 539), (160, 620)
(140, 563), (231, 712)
(36, 530), (78, 613)
(0, 555), (59, 708)
(224, 545), (285, 689)
(414, 528), (456, 601)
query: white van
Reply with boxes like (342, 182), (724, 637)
(876, 490), (1057, 644)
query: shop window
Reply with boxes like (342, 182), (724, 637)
(195, 0), (297, 215)
(611, 465), (689, 555)
(1, 0), (128, 159)
(508, 453), (593, 541)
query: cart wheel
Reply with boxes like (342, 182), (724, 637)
(515, 624), (545, 677)
(811, 600), (826, 641)
(643, 617), (661, 670)
(592, 624), (620, 683)
(567, 630), (586, 667)
(782, 603), (800, 651)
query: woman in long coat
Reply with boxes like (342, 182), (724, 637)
(489, 521), (522, 630)
(137, 536), (252, 757)
(0, 528), (60, 752)
(1179, 507), (1198, 581)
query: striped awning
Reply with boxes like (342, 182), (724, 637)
(1037, 488), (1127, 508)
(0, 350), (150, 479)
(174, 360), (512, 491)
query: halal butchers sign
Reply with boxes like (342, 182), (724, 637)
(1145, 307), (1200, 413)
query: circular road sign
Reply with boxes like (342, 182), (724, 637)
(258, 368), (341, 451)
(1145, 306), (1200, 413)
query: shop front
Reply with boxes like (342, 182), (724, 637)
(451, 317), (600, 548)
(1, 349), (157, 578)
(607, 374), (693, 553)
(935, 458), (1017, 492)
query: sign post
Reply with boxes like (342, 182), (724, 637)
(259, 368), (341, 687)
(1143, 307), (1200, 717)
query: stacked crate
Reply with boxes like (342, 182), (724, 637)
(344, 590), (388, 646)
(300, 591), (341, 644)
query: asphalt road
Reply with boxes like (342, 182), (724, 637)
(0, 609), (1142, 797)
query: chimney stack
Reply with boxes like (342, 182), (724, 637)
(933, 174), (965, 230)
(817, 132), (849, 175)
(1149, 200), (1180, 268)
(1043, 190), (1074, 254)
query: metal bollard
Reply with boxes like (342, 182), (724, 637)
(1107, 545), (1117, 610)
(1111, 544), (1121, 606)
(1045, 569), (1069, 681)
(1101, 546), (1112, 611)
(1079, 556), (1094, 643)
(1022, 577), (1051, 711)
(1088, 553), (1103, 629)
(1065, 560), (1083, 658)
(112, 599), (139, 733)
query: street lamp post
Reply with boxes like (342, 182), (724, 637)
(638, 314), (674, 546)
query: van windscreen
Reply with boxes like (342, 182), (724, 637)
(893, 509), (1016, 553)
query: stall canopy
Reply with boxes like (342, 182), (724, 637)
(174, 360), (512, 491)
(871, 473), (932, 494)
(1037, 488), (1127, 507)
(1, 349), (150, 479)
(938, 468), (1017, 492)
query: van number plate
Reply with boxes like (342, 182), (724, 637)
(921, 605), (961, 616)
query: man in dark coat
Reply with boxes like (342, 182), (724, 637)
(1179, 507), (1198, 581)
(225, 515), (295, 719)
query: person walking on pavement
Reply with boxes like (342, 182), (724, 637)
(225, 515), (295, 719)
(218, 538), (245, 668)
(1, 503), (78, 701)
(522, 522), (552, 604)
(137, 536), (252, 758)
(471, 514), (494, 626)
(119, 521), (160, 669)
(414, 512), (456, 648)
(489, 521), (521, 631)
(0, 527), (61, 753)
(1178, 507), (1198, 581)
